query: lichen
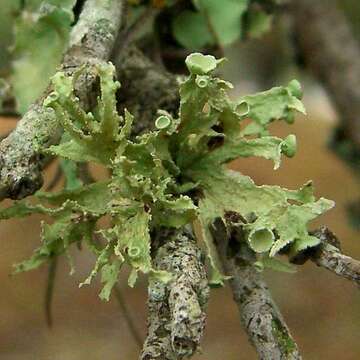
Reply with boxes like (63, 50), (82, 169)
(0, 53), (334, 298)
(141, 229), (209, 359)
(272, 318), (297, 356)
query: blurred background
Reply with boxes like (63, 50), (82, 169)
(1, 0), (360, 359)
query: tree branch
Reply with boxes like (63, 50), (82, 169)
(211, 220), (302, 360)
(45, 256), (58, 328)
(291, 226), (360, 288)
(113, 48), (207, 359)
(0, 0), (124, 201)
(114, 49), (208, 359)
(290, 0), (360, 150)
(141, 227), (209, 360)
(113, 46), (180, 137)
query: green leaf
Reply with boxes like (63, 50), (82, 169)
(172, 0), (249, 49)
(194, 0), (249, 46)
(175, 62), (305, 175)
(245, 8), (273, 39)
(112, 129), (197, 229)
(80, 239), (125, 300)
(172, 10), (213, 49)
(47, 140), (102, 163)
(0, 200), (52, 220)
(12, 1), (76, 113)
(167, 53), (332, 278)
(152, 195), (197, 228)
(248, 199), (334, 257)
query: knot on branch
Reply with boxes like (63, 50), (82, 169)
(141, 229), (209, 360)
(311, 226), (341, 250)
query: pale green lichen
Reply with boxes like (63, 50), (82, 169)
(155, 115), (172, 130)
(249, 228), (275, 253)
(185, 53), (220, 75)
(0, 53), (334, 297)
(272, 318), (297, 356)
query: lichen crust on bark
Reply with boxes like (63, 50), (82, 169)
(141, 228), (209, 360)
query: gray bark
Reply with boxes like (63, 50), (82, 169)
(308, 227), (359, 287)
(114, 46), (180, 137)
(212, 221), (301, 360)
(141, 228), (209, 360)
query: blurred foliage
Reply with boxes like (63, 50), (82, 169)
(172, 0), (249, 48)
(12, 0), (76, 114)
(0, 0), (21, 75)
(171, 0), (280, 49)
(0, 1), (75, 114)
(339, 0), (360, 40)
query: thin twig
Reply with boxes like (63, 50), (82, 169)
(291, 226), (360, 288)
(141, 227), (209, 360)
(211, 220), (302, 360)
(45, 256), (58, 328)
(113, 285), (143, 349)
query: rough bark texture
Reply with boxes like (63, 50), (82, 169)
(289, 227), (360, 287)
(301, 227), (360, 287)
(141, 228), (209, 360)
(114, 46), (180, 137)
(212, 221), (301, 360)
(290, 0), (360, 149)
(0, 0), (123, 200)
